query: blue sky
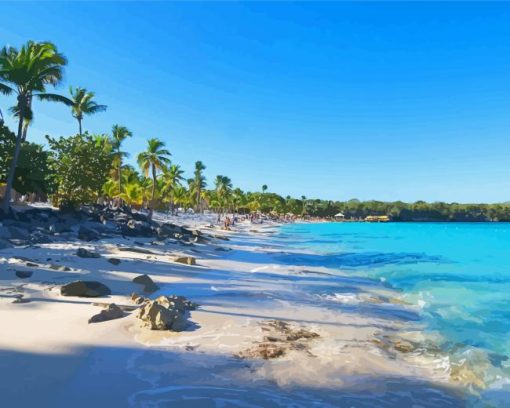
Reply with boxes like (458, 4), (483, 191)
(1, 2), (510, 203)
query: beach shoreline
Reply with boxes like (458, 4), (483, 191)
(0, 209), (471, 407)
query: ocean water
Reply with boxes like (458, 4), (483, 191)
(279, 222), (510, 398)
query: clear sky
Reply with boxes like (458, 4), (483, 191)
(1, 2), (510, 203)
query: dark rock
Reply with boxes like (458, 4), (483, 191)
(15, 271), (33, 279)
(88, 303), (124, 323)
(48, 222), (70, 234)
(132, 274), (159, 293)
(118, 246), (155, 255)
(78, 226), (100, 241)
(107, 258), (121, 265)
(76, 247), (101, 258)
(0, 225), (11, 239)
(7, 225), (30, 240)
(0, 238), (13, 249)
(49, 264), (71, 272)
(61, 281), (111, 297)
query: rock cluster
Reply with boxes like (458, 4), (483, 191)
(76, 247), (101, 258)
(0, 204), (206, 248)
(236, 320), (319, 360)
(136, 295), (196, 331)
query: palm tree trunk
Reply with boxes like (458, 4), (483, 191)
(149, 164), (156, 219)
(2, 114), (24, 214)
(78, 118), (82, 135)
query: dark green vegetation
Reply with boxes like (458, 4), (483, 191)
(1, 41), (509, 221)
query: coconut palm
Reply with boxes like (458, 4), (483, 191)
(214, 175), (233, 214)
(137, 138), (171, 217)
(120, 183), (143, 208)
(0, 41), (68, 213)
(193, 161), (206, 213)
(161, 164), (185, 213)
(262, 184), (268, 193)
(110, 125), (132, 196)
(45, 86), (107, 135)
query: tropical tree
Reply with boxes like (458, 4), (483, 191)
(46, 133), (112, 208)
(161, 164), (185, 213)
(262, 184), (268, 194)
(172, 185), (189, 213)
(45, 86), (107, 135)
(0, 41), (68, 213)
(110, 125), (132, 196)
(137, 138), (171, 217)
(192, 161), (206, 213)
(214, 175), (233, 215)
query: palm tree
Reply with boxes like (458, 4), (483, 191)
(137, 138), (171, 218)
(193, 161), (206, 213)
(214, 175), (233, 215)
(161, 164), (185, 214)
(110, 125), (132, 196)
(262, 184), (268, 193)
(120, 183), (143, 208)
(0, 41), (68, 213)
(46, 86), (107, 135)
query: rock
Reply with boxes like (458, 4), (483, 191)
(49, 264), (71, 272)
(394, 340), (415, 353)
(48, 222), (70, 234)
(88, 303), (124, 323)
(12, 296), (30, 304)
(132, 274), (159, 293)
(213, 234), (229, 241)
(76, 247), (101, 258)
(15, 271), (33, 279)
(0, 238), (13, 249)
(174, 256), (196, 265)
(107, 258), (121, 265)
(0, 225), (12, 239)
(61, 281), (111, 297)
(7, 225), (31, 240)
(136, 295), (196, 331)
(78, 226), (100, 241)
(131, 292), (146, 305)
(118, 246), (155, 255)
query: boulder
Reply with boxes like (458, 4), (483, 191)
(174, 256), (196, 265)
(136, 295), (196, 331)
(76, 247), (101, 258)
(78, 226), (100, 241)
(0, 226), (11, 239)
(61, 281), (111, 297)
(8, 225), (31, 240)
(88, 303), (124, 323)
(48, 222), (70, 234)
(107, 258), (121, 265)
(132, 274), (159, 293)
(15, 270), (33, 279)
(0, 238), (13, 249)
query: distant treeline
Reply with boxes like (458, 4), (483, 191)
(300, 199), (510, 222)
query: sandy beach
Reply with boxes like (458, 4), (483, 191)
(0, 208), (471, 407)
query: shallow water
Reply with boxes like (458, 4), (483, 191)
(280, 222), (510, 401)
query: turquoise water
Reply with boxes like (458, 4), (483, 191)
(280, 222), (510, 392)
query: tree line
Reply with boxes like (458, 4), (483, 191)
(1, 40), (509, 222)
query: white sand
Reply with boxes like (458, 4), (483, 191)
(0, 214), (467, 407)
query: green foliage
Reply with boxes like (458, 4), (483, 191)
(14, 143), (53, 195)
(46, 133), (113, 208)
(0, 123), (16, 180)
(0, 123), (52, 195)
